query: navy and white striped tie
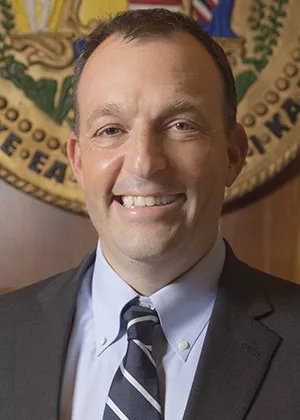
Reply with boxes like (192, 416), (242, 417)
(103, 305), (162, 420)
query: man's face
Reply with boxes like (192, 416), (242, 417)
(68, 32), (247, 264)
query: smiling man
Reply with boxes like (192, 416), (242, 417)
(1, 8), (300, 420)
(68, 24), (246, 296)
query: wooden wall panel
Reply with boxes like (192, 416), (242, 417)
(0, 180), (97, 291)
(221, 154), (300, 284)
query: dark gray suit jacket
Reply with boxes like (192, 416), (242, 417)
(1, 245), (300, 419)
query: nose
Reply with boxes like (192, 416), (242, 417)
(123, 128), (167, 179)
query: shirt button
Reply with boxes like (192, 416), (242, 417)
(139, 301), (150, 308)
(179, 340), (190, 350)
(98, 337), (107, 346)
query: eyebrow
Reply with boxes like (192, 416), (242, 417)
(158, 98), (214, 132)
(157, 98), (206, 118)
(86, 102), (125, 130)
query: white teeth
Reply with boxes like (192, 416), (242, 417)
(136, 196), (145, 206)
(145, 196), (155, 206)
(122, 196), (134, 207)
(121, 195), (180, 208)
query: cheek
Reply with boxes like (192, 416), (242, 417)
(81, 148), (124, 198)
(172, 143), (214, 182)
(172, 143), (228, 195)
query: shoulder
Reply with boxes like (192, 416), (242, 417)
(225, 242), (300, 297)
(234, 257), (300, 329)
(0, 267), (77, 323)
(0, 247), (97, 322)
(240, 258), (300, 301)
(223, 242), (300, 324)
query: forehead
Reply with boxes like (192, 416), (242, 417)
(78, 31), (223, 119)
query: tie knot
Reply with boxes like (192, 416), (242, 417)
(124, 305), (159, 343)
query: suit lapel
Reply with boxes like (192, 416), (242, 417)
(13, 244), (282, 419)
(15, 249), (96, 420)
(183, 246), (281, 420)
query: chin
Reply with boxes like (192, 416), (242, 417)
(116, 234), (180, 262)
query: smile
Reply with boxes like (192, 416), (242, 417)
(120, 194), (183, 208)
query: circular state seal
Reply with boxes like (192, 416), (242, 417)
(0, 0), (299, 214)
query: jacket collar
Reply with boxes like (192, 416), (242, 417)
(15, 248), (96, 420)
(183, 244), (281, 420)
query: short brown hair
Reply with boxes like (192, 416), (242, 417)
(73, 8), (236, 135)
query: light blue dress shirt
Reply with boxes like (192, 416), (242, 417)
(60, 234), (225, 420)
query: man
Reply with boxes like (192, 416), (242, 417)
(1, 8), (300, 420)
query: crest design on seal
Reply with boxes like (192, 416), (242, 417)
(0, 0), (299, 214)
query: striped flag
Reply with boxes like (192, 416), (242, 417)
(193, 0), (219, 24)
(129, 1), (219, 24)
(129, 0), (182, 12)
(128, 1), (237, 38)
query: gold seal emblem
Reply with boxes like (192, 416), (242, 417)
(0, 0), (299, 214)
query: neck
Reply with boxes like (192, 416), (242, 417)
(101, 231), (219, 296)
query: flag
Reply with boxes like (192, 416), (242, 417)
(193, 0), (219, 24)
(129, 0), (182, 12)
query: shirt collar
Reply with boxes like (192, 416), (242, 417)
(149, 233), (225, 361)
(92, 243), (138, 356)
(92, 233), (225, 359)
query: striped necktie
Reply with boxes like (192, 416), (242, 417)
(103, 305), (162, 420)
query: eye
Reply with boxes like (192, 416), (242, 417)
(95, 126), (122, 137)
(103, 127), (121, 136)
(176, 122), (189, 130)
(171, 121), (196, 131)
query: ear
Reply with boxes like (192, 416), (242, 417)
(225, 123), (248, 188)
(67, 132), (84, 188)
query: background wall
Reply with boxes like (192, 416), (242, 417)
(1, 152), (299, 294)
(0, 179), (97, 293)
(221, 153), (300, 284)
